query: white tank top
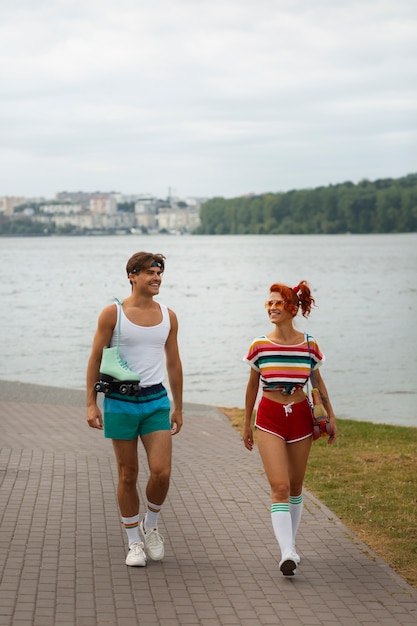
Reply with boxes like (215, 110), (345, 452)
(110, 303), (171, 387)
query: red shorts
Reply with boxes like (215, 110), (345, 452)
(255, 396), (314, 443)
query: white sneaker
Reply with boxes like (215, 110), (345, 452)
(140, 519), (165, 561)
(279, 552), (297, 576)
(125, 541), (147, 567)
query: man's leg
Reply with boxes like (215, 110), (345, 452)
(112, 438), (146, 566)
(139, 430), (172, 560)
(141, 430), (172, 506)
(112, 438), (140, 516)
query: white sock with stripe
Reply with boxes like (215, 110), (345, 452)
(289, 494), (303, 550)
(122, 514), (140, 547)
(271, 502), (293, 559)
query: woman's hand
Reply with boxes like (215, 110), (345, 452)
(243, 425), (254, 451)
(326, 416), (338, 444)
(314, 369), (337, 445)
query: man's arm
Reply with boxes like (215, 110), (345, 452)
(86, 304), (116, 430)
(165, 309), (183, 434)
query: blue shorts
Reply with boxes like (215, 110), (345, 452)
(103, 384), (171, 440)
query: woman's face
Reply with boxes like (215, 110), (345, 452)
(265, 292), (293, 323)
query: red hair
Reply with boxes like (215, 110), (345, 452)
(269, 280), (315, 318)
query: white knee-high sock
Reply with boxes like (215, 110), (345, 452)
(122, 514), (140, 547)
(289, 494), (303, 549)
(271, 503), (293, 559)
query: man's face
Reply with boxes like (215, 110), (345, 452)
(129, 265), (163, 294)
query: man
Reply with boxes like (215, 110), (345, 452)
(86, 252), (183, 566)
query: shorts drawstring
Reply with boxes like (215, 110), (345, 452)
(284, 402), (294, 417)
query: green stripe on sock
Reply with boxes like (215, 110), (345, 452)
(271, 503), (289, 514)
(289, 495), (303, 505)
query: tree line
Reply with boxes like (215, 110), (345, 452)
(195, 173), (417, 234)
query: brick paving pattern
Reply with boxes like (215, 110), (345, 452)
(0, 381), (416, 625)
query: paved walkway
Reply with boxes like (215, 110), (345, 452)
(1, 381), (416, 626)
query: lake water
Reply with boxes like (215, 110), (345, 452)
(0, 233), (416, 427)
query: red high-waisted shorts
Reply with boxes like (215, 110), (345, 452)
(255, 395), (314, 443)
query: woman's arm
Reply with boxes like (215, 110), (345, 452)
(314, 368), (338, 444)
(243, 367), (260, 451)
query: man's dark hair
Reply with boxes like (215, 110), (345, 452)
(126, 252), (166, 281)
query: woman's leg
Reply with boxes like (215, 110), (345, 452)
(287, 436), (313, 554)
(257, 430), (294, 565)
(287, 436), (313, 496)
(257, 429), (289, 502)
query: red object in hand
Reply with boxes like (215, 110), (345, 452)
(311, 388), (329, 439)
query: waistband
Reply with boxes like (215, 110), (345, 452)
(106, 383), (166, 403)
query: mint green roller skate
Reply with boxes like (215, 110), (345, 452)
(99, 346), (140, 382)
(94, 297), (141, 396)
(94, 347), (141, 396)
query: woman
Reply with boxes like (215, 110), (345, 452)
(243, 281), (337, 576)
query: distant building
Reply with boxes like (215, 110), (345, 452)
(40, 203), (83, 215)
(1, 190), (202, 234)
(90, 194), (118, 214)
(33, 210), (136, 231)
(134, 196), (201, 233)
(55, 191), (97, 209)
(157, 203), (200, 232)
(0, 196), (27, 215)
(134, 197), (158, 230)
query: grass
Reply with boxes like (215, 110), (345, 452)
(220, 407), (417, 590)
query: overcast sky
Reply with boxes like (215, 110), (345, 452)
(1, 0), (416, 200)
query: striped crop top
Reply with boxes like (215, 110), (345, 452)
(243, 333), (325, 393)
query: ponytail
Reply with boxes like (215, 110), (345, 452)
(270, 280), (316, 318)
(291, 281), (315, 318)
